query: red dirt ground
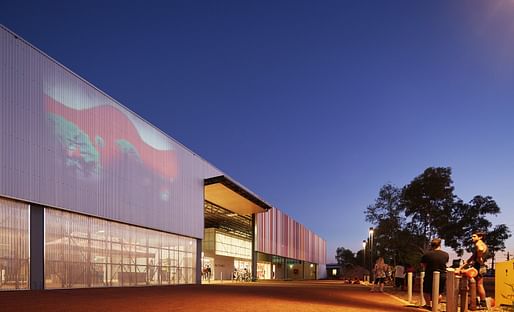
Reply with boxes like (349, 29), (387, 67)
(0, 280), (426, 312)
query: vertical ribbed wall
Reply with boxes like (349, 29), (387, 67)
(256, 208), (326, 264)
(0, 25), (327, 264)
(0, 26), (221, 239)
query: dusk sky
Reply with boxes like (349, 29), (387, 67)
(2, 0), (514, 262)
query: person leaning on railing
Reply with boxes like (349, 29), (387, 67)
(458, 231), (488, 308)
(420, 238), (449, 310)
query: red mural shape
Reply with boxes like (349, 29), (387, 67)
(45, 95), (177, 181)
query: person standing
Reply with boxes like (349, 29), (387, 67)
(206, 265), (212, 282)
(370, 257), (388, 292)
(394, 263), (405, 290)
(461, 231), (488, 307)
(420, 238), (449, 310)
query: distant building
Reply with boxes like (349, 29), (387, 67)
(326, 263), (344, 279)
(0, 25), (326, 291)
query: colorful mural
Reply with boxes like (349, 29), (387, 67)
(45, 93), (177, 202)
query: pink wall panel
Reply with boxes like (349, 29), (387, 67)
(256, 207), (326, 264)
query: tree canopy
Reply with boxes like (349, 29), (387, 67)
(335, 246), (357, 265)
(362, 166), (511, 266)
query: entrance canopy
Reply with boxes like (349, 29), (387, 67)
(204, 175), (271, 215)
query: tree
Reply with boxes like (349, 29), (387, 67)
(366, 167), (511, 266)
(355, 249), (365, 267)
(443, 195), (511, 259)
(335, 247), (356, 265)
(401, 167), (455, 247)
(486, 224), (511, 269)
(365, 184), (424, 265)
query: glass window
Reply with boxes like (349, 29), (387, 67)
(0, 198), (29, 290)
(44, 208), (196, 288)
(214, 230), (251, 260)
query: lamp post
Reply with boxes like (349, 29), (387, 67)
(362, 240), (366, 267)
(362, 240), (367, 282)
(368, 227), (374, 275)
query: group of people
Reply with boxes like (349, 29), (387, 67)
(369, 259), (412, 292)
(369, 231), (489, 310)
(233, 268), (251, 282)
(420, 231), (488, 310)
(202, 265), (212, 281)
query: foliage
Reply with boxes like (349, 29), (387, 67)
(365, 183), (425, 265)
(443, 195), (510, 257)
(355, 249), (365, 266)
(401, 167), (455, 247)
(362, 166), (511, 265)
(335, 246), (356, 265)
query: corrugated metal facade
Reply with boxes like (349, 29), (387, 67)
(0, 25), (327, 268)
(0, 26), (221, 239)
(256, 208), (327, 264)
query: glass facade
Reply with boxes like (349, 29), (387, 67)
(216, 231), (251, 260)
(256, 252), (317, 280)
(0, 198), (29, 290)
(204, 228), (251, 260)
(45, 208), (196, 288)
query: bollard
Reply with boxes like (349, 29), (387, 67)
(459, 275), (468, 312)
(469, 277), (476, 311)
(420, 271), (426, 306)
(446, 269), (456, 312)
(407, 272), (413, 303)
(432, 271), (440, 312)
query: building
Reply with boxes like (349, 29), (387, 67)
(0, 25), (326, 291)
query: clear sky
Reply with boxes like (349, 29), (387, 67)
(2, 0), (513, 263)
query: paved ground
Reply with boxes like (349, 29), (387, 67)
(0, 280), (425, 312)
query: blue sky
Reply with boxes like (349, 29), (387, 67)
(2, 0), (514, 262)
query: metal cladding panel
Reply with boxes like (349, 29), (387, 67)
(0, 26), (222, 239)
(256, 207), (327, 264)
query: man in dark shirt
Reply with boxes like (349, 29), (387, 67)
(420, 238), (449, 310)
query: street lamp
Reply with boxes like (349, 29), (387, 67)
(362, 240), (366, 267)
(368, 227), (374, 275)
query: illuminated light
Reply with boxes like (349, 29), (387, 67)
(310, 264), (314, 268)
(289, 264), (293, 269)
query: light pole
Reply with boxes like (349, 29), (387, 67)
(362, 240), (366, 267)
(362, 239), (367, 282)
(368, 227), (374, 275)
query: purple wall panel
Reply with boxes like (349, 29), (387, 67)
(0, 26), (221, 239)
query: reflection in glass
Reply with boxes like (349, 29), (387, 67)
(0, 198), (29, 290)
(44, 208), (196, 288)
